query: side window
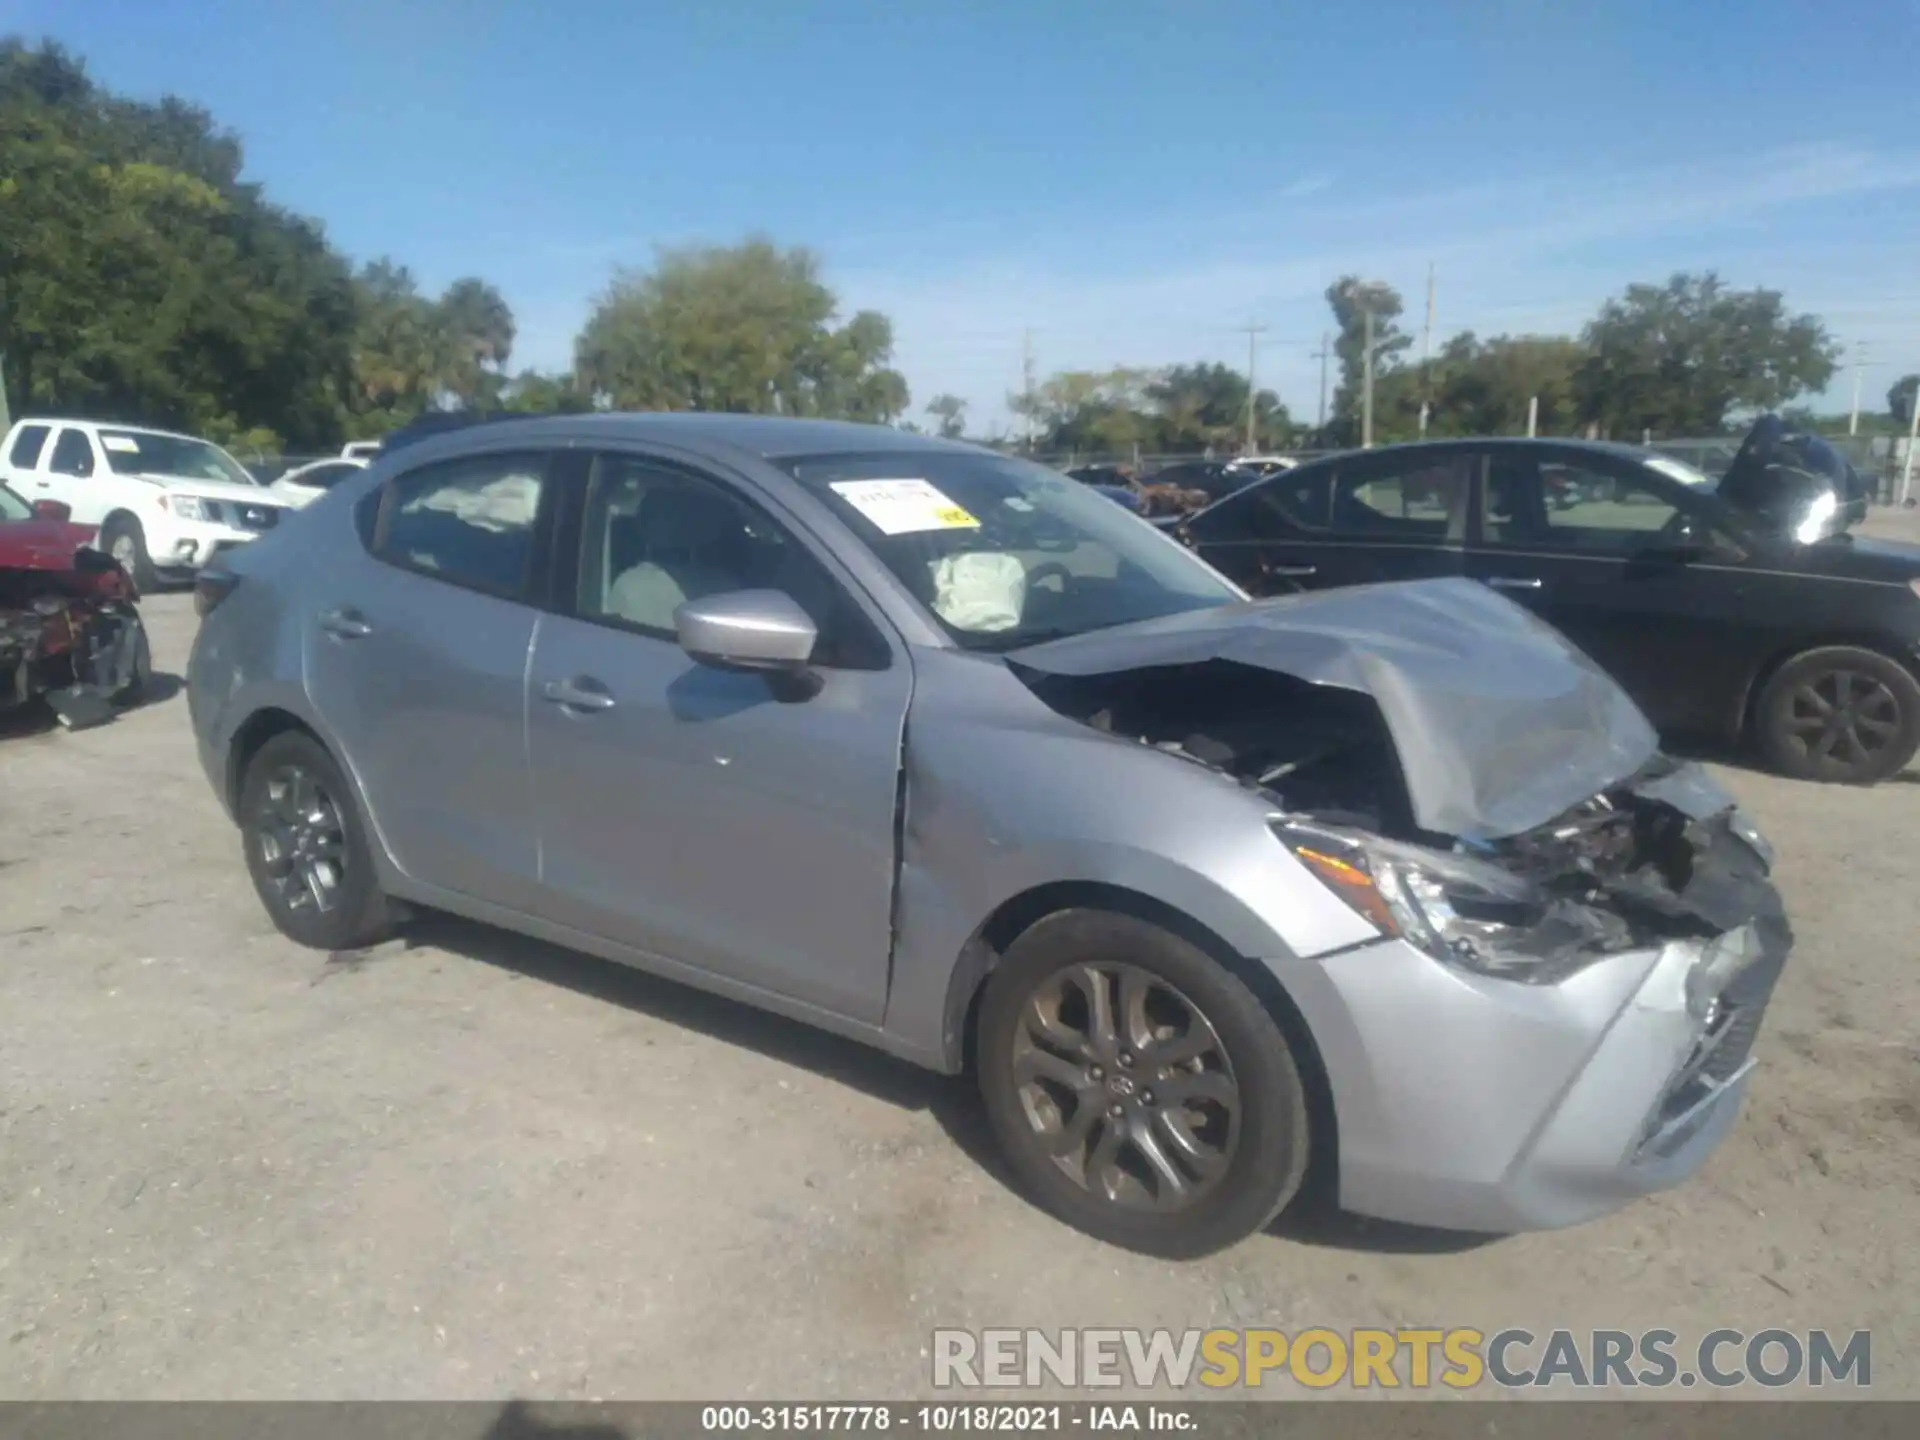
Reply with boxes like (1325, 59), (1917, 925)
(7, 424), (50, 469)
(373, 450), (551, 598)
(1536, 463), (1685, 550)
(1187, 467), (1331, 542)
(300, 462), (360, 490)
(48, 429), (96, 478)
(578, 453), (887, 670)
(1331, 455), (1475, 540)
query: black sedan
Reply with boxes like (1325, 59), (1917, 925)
(1176, 417), (1920, 784)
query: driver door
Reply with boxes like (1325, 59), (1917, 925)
(524, 450), (911, 1023)
(1464, 449), (1759, 734)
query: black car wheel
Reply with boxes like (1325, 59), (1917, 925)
(111, 617), (151, 705)
(976, 909), (1310, 1258)
(239, 731), (396, 950)
(1754, 646), (1920, 784)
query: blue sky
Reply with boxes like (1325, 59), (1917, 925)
(12, 0), (1920, 431)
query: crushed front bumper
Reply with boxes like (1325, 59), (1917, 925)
(1276, 895), (1791, 1234)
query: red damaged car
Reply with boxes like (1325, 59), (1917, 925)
(0, 483), (150, 730)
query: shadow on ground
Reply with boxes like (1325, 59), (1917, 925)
(342, 908), (1504, 1259)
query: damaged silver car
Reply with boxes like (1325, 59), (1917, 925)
(187, 416), (1792, 1257)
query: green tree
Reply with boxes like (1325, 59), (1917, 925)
(573, 237), (909, 420)
(1010, 368), (1160, 454)
(1376, 333), (1588, 440)
(1572, 272), (1839, 437)
(0, 39), (360, 449)
(925, 393), (968, 439)
(437, 277), (516, 410)
(1146, 362), (1289, 451)
(1324, 277), (1410, 444)
(499, 369), (592, 414)
(1890, 374), (1919, 428)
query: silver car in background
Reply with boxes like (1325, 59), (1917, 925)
(186, 415), (1792, 1257)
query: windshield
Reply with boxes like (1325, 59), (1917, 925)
(98, 430), (257, 487)
(778, 450), (1240, 650)
(0, 485), (32, 522)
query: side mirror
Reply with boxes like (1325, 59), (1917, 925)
(32, 499), (72, 522)
(675, 590), (818, 673)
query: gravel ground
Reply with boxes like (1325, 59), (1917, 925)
(3, 518), (1918, 1400)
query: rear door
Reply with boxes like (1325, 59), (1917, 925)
(2, 424), (53, 494)
(303, 445), (567, 912)
(1190, 450), (1475, 596)
(1464, 447), (1761, 734)
(523, 448), (911, 1023)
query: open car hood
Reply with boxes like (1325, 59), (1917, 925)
(0, 520), (103, 573)
(1715, 414), (1865, 540)
(1007, 577), (1659, 840)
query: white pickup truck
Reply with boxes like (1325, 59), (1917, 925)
(0, 418), (295, 589)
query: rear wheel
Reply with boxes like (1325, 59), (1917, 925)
(100, 516), (159, 593)
(239, 731), (395, 950)
(1753, 646), (1920, 784)
(976, 909), (1310, 1258)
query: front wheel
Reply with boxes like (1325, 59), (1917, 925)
(99, 516), (159, 593)
(976, 909), (1311, 1258)
(1753, 646), (1920, 784)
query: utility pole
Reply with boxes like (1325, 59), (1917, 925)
(1848, 345), (1870, 437)
(1311, 331), (1331, 434)
(1362, 308), (1377, 449)
(1020, 328), (1037, 452)
(1418, 263), (1435, 437)
(1238, 321), (1268, 454)
(1902, 386), (1919, 507)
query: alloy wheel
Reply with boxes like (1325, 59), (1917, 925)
(1783, 668), (1903, 770)
(253, 765), (348, 915)
(1010, 962), (1240, 1213)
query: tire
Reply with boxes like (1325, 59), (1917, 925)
(100, 516), (159, 593)
(976, 909), (1310, 1258)
(238, 730), (395, 950)
(1753, 645), (1920, 784)
(111, 617), (151, 706)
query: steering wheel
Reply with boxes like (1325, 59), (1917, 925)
(1024, 560), (1073, 594)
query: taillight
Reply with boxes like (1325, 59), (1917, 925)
(194, 568), (240, 617)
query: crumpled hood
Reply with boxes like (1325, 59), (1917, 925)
(1008, 577), (1659, 840)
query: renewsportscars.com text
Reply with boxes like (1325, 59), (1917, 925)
(930, 1327), (1871, 1390)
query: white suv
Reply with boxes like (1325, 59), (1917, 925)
(0, 418), (295, 589)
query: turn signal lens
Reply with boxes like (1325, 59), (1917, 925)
(1291, 845), (1401, 936)
(194, 568), (240, 617)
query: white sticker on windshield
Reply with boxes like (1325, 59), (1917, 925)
(101, 436), (141, 454)
(830, 478), (979, 535)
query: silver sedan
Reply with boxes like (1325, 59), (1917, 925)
(186, 415), (1792, 1257)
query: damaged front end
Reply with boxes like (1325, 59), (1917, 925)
(1, 549), (148, 731)
(1007, 580), (1791, 1207)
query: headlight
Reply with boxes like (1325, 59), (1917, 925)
(168, 495), (211, 520)
(1275, 820), (1626, 983)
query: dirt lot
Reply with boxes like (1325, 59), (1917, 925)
(4, 520), (1919, 1400)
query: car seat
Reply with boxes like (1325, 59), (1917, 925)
(606, 485), (744, 631)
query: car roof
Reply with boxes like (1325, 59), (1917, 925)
(13, 417), (209, 444)
(387, 412), (986, 465)
(1286, 436), (1665, 468)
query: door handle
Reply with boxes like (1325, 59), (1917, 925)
(1486, 576), (1543, 591)
(542, 676), (616, 712)
(318, 607), (372, 639)
(1264, 563), (1317, 578)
